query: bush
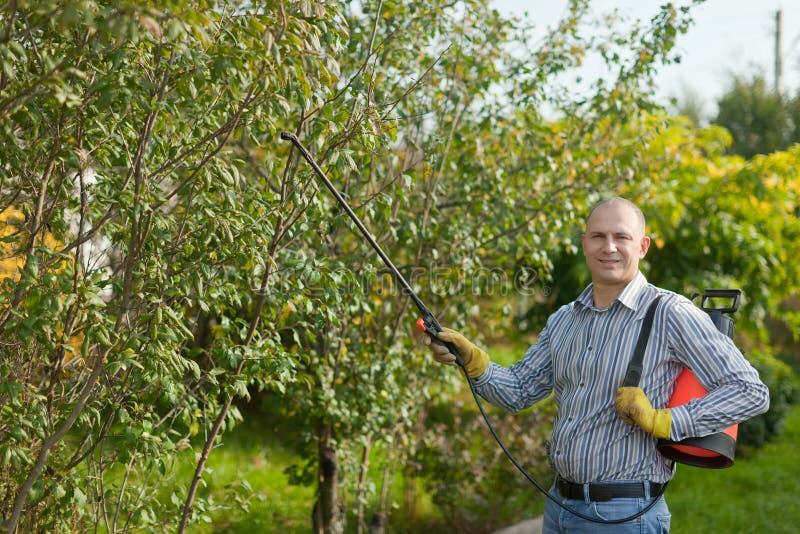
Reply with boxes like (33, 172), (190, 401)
(412, 395), (556, 533)
(737, 348), (799, 453)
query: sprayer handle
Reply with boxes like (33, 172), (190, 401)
(416, 317), (465, 367)
(701, 289), (741, 314)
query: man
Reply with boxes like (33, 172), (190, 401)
(424, 197), (769, 533)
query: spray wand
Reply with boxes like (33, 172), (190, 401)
(279, 132), (461, 362)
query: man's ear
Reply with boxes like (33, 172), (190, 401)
(640, 235), (651, 257)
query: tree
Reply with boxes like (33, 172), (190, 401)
(713, 74), (798, 158)
(1, 2), (348, 531)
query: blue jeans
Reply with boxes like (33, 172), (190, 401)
(543, 483), (671, 533)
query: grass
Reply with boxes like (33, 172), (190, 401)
(178, 421), (314, 534)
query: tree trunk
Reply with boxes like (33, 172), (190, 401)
(313, 426), (344, 534)
(368, 511), (387, 534)
(404, 475), (416, 524)
(371, 430), (397, 534)
(355, 437), (372, 534)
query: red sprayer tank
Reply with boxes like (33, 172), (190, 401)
(656, 290), (742, 469)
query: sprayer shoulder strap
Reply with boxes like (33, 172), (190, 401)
(621, 295), (663, 388)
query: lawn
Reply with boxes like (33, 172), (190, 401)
(166, 410), (314, 534)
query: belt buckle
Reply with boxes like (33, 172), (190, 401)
(556, 477), (579, 500)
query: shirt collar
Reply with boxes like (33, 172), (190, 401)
(574, 271), (648, 312)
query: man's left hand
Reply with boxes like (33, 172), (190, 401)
(615, 387), (672, 439)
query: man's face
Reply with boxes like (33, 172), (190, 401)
(580, 202), (650, 291)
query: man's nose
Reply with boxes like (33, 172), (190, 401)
(601, 238), (617, 252)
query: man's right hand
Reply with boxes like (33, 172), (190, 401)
(423, 327), (490, 378)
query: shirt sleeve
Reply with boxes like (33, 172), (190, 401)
(664, 298), (770, 441)
(472, 320), (555, 413)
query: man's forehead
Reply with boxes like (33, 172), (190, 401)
(586, 203), (644, 233)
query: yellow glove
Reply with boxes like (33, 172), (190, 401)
(423, 327), (490, 378)
(614, 387), (672, 439)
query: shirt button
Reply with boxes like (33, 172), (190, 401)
(587, 346), (593, 351)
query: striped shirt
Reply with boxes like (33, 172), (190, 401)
(473, 272), (770, 483)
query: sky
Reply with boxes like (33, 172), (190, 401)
(491, 0), (800, 118)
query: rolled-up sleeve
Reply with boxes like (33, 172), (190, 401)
(666, 300), (770, 441)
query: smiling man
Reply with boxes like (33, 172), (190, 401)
(424, 197), (769, 533)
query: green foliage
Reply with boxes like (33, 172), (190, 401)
(414, 396), (555, 532)
(537, 114), (800, 344)
(736, 348), (799, 452)
(1, 1), (347, 531)
(638, 121), (800, 342)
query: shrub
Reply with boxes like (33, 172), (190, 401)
(737, 347), (799, 453)
(413, 395), (556, 533)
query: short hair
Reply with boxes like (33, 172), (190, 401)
(586, 197), (646, 234)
